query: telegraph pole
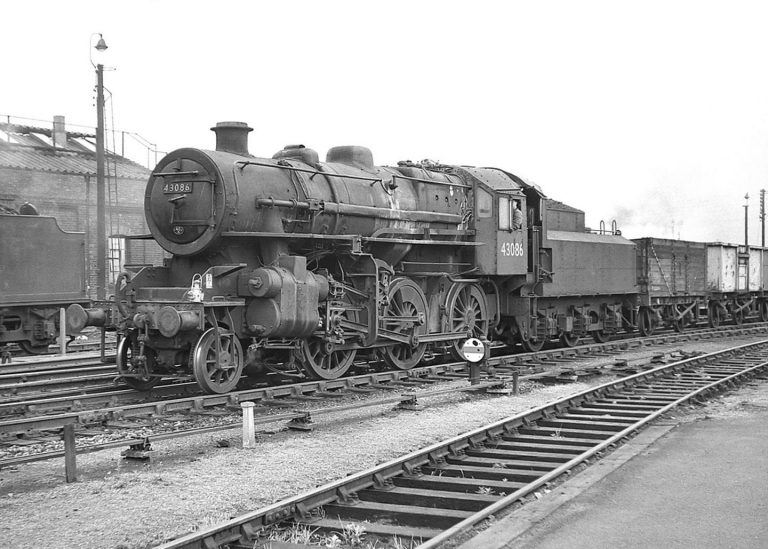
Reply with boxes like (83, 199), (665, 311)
(91, 34), (108, 300)
(96, 62), (106, 299)
(760, 189), (765, 247)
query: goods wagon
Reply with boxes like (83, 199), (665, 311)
(634, 237), (768, 334)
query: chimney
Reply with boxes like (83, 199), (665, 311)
(52, 115), (67, 148)
(210, 121), (252, 155)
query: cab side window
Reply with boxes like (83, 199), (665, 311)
(512, 200), (523, 230)
(478, 189), (493, 218)
(498, 196), (510, 230)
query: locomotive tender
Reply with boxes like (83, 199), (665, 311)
(0, 206), (89, 352)
(65, 121), (759, 394)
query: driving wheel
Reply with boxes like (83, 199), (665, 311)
(298, 297), (360, 380)
(298, 339), (357, 380)
(381, 278), (428, 370)
(445, 283), (489, 359)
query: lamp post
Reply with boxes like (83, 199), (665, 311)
(744, 193), (749, 248)
(91, 34), (108, 300)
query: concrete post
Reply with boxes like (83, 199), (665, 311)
(241, 401), (256, 448)
(59, 307), (67, 356)
(469, 360), (480, 385)
(63, 424), (77, 483)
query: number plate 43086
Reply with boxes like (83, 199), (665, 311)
(499, 241), (524, 257)
(162, 182), (193, 194)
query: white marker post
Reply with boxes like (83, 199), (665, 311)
(461, 338), (486, 385)
(59, 307), (67, 356)
(241, 401), (256, 448)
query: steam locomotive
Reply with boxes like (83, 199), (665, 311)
(67, 122), (767, 393)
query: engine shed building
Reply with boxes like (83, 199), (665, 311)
(0, 116), (161, 298)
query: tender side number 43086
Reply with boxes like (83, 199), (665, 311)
(500, 242), (524, 257)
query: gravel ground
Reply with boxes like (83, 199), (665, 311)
(0, 335), (764, 549)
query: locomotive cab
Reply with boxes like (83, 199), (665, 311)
(474, 186), (526, 275)
(458, 167), (544, 278)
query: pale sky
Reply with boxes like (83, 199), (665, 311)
(3, 0), (768, 245)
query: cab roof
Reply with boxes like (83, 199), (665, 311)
(457, 166), (546, 197)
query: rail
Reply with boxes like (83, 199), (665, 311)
(154, 340), (768, 549)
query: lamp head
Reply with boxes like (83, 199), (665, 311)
(95, 34), (108, 53)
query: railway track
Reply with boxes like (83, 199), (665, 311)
(0, 325), (765, 477)
(2, 322), (763, 413)
(0, 349), (118, 400)
(0, 349), (115, 374)
(154, 340), (768, 549)
(0, 360), (120, 401)
(0, 339), (674, 472)
(0, 323), (734, 429)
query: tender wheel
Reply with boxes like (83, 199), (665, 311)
(559, 332), (579, 347)
(732, 306), (744, 325)
(19, 341), (51, 354)
(638, 308), (655, 336)
(445, 283), (489, 360)
(760, 301), (768, 322)
(708, 304), (721, 328)
(381, 278), (428, 370)
(298, 340), (357, 380)
(590, 311), (610, 343)
(622, 307), (635, 333)
(191, 327), (244, 394)
(520, 336), (545, 352)
(116, 336), (161, 391)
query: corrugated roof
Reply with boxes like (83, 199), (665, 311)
(0, 122), (150, 181)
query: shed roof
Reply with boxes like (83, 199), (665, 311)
(0, 122), (150, 181)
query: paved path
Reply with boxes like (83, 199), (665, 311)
(460, 382), (768, 549)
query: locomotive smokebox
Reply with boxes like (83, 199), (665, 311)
(210, 121), (252, 155)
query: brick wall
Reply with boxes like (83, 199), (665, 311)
(0, 167), (151, 298)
